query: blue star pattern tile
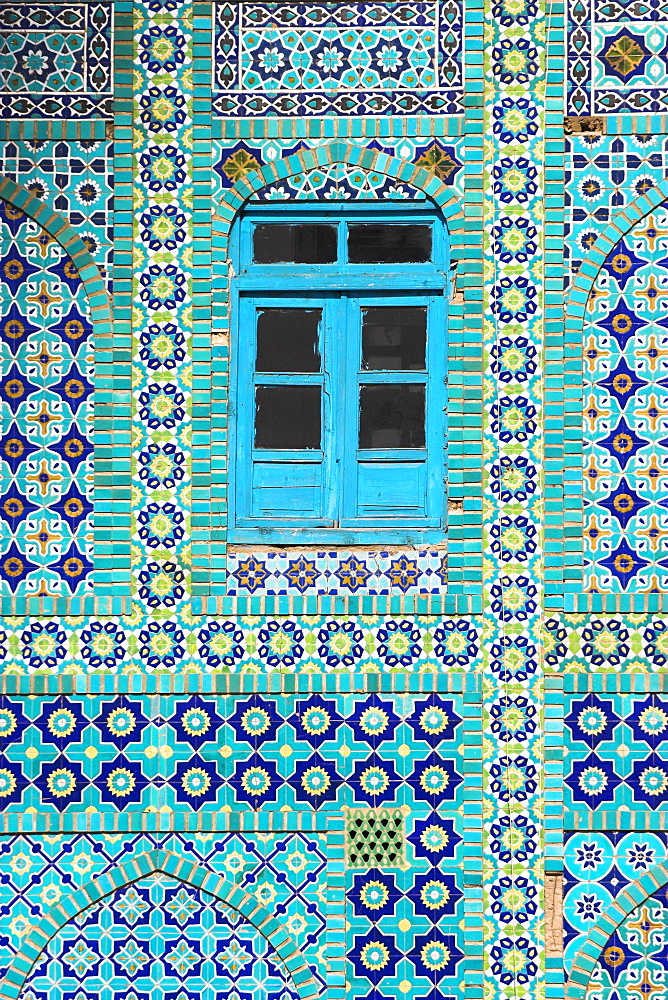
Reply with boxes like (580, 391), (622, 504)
(0, 690), (469, 815)
(0, 614), (481, 672)
(0, 201), (94, 602)
(563, 688), (668, 812)
(0, 676), (474, 1000)
(225, 550), (448, 596)
(581, 205), (668, 592)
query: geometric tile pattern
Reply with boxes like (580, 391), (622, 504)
(0, 139), (113, 292)
(581, 206), (668, 593)
(563, 690), (668, 811)
(588, 885), (668, 998)
(0, 615), (480, 672)
(129, 3), (193, 615)
(0, 812), (467, 1000)
(567, 0), (668, 114)
(212, 1), (464, 117)
(564, 134), (667, 293)
(23, 874), (302, 1000)
(213, 136), (465, 205)
(0, 690), (469, 816)
(224, 550), (448, 597)
(0, 199), (94, 602)
(482, 0), (550, 996)
(0, 3), (113, 118)
(545, 615), (668, 672)
(563, 830), (668, 974)
(0, 831), (333, 988)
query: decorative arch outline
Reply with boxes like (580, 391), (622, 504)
(0, 174), (111, 330)
(0, 175), (131, 615)
(0, 849), (321, 1000)
(547, 178), (668, 612)
(212, 140), (466, 261)
(193, 140), (482, 612)
(564, 179), (668, 341)
(565, 858), (668, 1000)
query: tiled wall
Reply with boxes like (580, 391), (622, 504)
(19, 4), (668, 1000)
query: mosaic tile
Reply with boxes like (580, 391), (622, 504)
(0, 138), (113, 291)
(0, 0), (555, 997)
(563, 828), (668, 992)
(0, 3), (113, 119)
(212, 1), (464, 117)
(0, 679), (470, 1000)
(225, 550), (448, 597)
(579, 205), (668, 592)
(0, 200), (94, 604)
(0, 613), (482, 673)
(0, 830), (337, 999)
(563, 689), (668, 813)
(0, 690), (469, 814)
(566, 0), (668, 115)
(565, 133), (667, 292)
(24, 875), (303, 1000)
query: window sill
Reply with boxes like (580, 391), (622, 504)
(227, 526), (446, 544)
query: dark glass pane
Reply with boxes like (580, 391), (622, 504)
(253, 224), (337, 264)
(255, 386), (321, 449)
(359, 384), (425, 448)
(256, 308), (321, 373)
(362, 306), (427, 370)
(348, 224), (432, 264)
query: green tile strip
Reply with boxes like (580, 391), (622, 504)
(562, 671), (668, 692)
(564, 811), (668, 830)
(544, 3), (569, 608)
(545, 673), (565, 873)
(598, 115), (668, 134)
(461, 4), (484, 999)
(0, 810), (340, 833)
(0, 121), (111, 142)
(213, 117), (466, 141)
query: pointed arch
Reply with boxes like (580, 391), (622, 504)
(0, 174), (111, 332)
(548, 178), (668, 613)
(564, 179), (668, 342)
(565, 858), (668, 1000)
(0, 176), (131, 615)
(213, 140), (466, 259)
(0, 849), (320, 1000)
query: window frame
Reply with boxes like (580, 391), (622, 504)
(228, 204), (450, 545)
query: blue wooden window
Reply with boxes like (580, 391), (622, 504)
(229, 205), (449, 544)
